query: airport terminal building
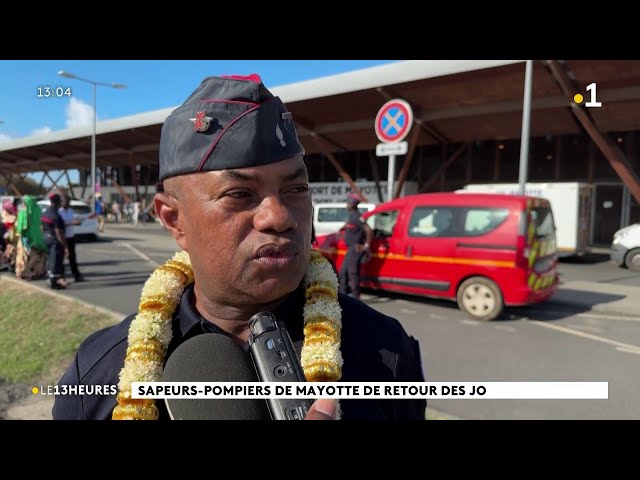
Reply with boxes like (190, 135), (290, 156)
(1, 60), (639, 246)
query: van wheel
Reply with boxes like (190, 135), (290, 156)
(625, 248), (640, 272)
(457, 277), (504, 321)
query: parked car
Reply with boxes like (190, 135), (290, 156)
(313, 202), (376, 236)
(318, 192), (559, 321)
(611, 223), (640, 271)
(37, 199), (100, 240)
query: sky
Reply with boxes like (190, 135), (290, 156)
(0, 60), (398, 141)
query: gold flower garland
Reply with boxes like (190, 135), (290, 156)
(112, 249), (343, 420)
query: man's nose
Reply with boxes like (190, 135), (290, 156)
(254, 196), (297, 233)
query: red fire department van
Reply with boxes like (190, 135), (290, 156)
(318, 192), (558, 320)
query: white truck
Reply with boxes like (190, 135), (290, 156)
(460, 182), (593, 257)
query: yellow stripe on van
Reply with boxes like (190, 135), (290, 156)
(335, 249), (515, 268)
(529, 240), (539, 268)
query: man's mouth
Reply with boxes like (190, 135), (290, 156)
(254, 244), (298, 269)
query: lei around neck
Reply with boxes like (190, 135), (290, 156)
(112, 249), (343, 420)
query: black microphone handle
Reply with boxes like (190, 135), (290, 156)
(248, 312), (313, 420)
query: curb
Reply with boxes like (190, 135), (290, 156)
(544, 299), (640, 319)
(0, 274), (124, 321)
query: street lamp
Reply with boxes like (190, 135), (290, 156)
(58, 70), (126, 213)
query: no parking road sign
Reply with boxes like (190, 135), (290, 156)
(375, 99), (413, 144)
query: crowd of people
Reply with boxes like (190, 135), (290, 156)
(99, 196), (156, 227)
(1, 192), (83, 289)
(1, 191), (159, 285)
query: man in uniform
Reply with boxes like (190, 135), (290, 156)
(53, 74), (426, 420)
(41, 193), (68, 289)
(59, 194), (84, 282)
(338, 193), (373, 299)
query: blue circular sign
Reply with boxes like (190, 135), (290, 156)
(375, 99), (414, 143)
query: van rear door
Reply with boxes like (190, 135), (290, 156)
(523, 200), (558, 290)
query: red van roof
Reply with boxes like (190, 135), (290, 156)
(369, 192), (550, 211)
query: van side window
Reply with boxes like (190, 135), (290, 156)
(315, 205), (374, 223)
(408, 206), (509, 237)
(317, 207), (348, 223)
(408, 207), (455, 237)
(463, 208), (509, 236)
(366, 210), (400, 238)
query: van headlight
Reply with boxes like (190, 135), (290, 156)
(613, 231), (627, 244)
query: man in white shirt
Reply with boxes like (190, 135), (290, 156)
(132, 199), (140, 227)
(59, 194), (84, 282)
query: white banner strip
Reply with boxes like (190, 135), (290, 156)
(132, 382), (608, 400)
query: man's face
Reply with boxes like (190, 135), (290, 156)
(161, 156), (312, 306)
(62, 196), (70, 208)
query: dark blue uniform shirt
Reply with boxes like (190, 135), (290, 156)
(344, 210), (366, 247)
(40, 206), (65, 236)
(53, 283), (426, 420)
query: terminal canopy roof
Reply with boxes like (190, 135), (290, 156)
(1, 60), (639, 174)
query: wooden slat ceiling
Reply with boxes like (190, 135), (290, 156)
(2, 61), (639, 173)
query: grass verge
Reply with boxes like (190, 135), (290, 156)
(0, 281), (117, 386)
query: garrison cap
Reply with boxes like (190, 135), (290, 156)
(159, 74), (305, 181)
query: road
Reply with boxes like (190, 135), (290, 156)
(559, 252), (640, 287)
(366, 291), (640, 420)
(28, 223), (640, 419)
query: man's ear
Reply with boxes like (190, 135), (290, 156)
(154, 193), (188, 251)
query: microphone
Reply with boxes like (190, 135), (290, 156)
(163, 333), (271, 420)
(248, 312), (312, 420)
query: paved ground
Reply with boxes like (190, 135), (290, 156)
(4, 223), (640, 420)
(22, 223), (640, 318)
(366, 290), (640, 420)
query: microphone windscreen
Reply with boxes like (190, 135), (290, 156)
(163, 333), (271, 420)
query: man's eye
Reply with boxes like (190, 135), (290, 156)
(227, 191), (253, 199)
(288, 186), (309, 194)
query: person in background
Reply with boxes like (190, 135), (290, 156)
(41, 193), (68, 289)
(132, 198), (140, 227)
(111, 200), (121, 223)
(14, 195), (48, 281)
(338, 193), (373, 299)
(59, 194), (85, 283)
(95, 193), (105, 232)
(1, 199), (18, 271)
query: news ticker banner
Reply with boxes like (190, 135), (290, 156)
(132, 382), (608, 400)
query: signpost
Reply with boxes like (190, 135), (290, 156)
(375, 99), (413, 201)
(376, 142), (408, 157)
